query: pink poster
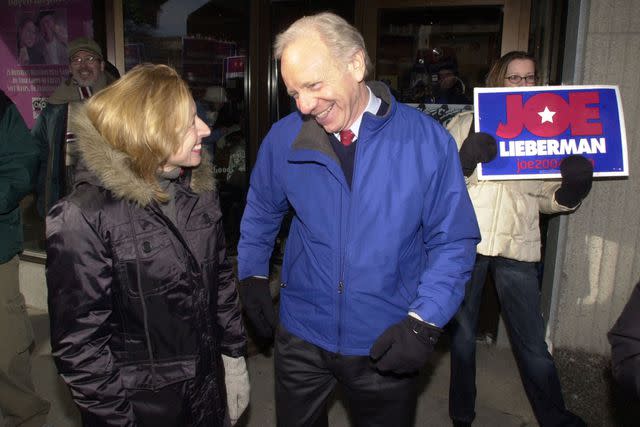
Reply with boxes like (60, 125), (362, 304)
(0, 0), (92, 127)
(225, 55), (245, 79)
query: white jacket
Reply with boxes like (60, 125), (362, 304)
(447, 111), (574, 262)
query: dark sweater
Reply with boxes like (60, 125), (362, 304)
(328, 100), (389, 188)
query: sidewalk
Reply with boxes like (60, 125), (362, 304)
(29, 308), (535, 426)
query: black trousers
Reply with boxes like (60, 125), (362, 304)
(274, 324), (418, 427)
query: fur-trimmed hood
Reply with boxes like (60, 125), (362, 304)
(69, 103), (215, 206)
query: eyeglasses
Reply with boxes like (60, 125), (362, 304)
(70, 55), (99, 65)
(505, 74), (537, 84)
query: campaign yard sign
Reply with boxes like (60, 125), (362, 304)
(474, 86), (628, 180)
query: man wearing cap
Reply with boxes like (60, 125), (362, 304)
(33, 37), (117, 215)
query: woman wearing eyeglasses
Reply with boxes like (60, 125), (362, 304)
(446, 51), (591, 427)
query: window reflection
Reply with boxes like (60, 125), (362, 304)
(377, 6), (502, 125)
(123, 0), (249, 253)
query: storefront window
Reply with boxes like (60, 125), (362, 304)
(123, 0), (250, 253)
(376, 6), (502, 125)
(6, 0), (103, 254)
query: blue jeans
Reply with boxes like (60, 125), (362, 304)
(448, 255), (585, 427)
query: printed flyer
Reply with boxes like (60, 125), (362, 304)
(0, 0), (92, 127)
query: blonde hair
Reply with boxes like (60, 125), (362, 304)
(85, 63), (192, 201)
(274, 12), (372, 78)
(485, 51), (537, 87)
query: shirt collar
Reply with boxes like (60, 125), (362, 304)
(333, 85), (381, 141)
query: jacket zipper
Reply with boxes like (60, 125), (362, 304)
(337, 138), (360, 352)
(337, 180), (346, 352)
(44, 114), (60, 213)
(338, 260), (345, 347)
(135, 201), (201, 389)
(127, 204), (157, 389)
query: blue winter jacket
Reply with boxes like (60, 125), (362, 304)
(238, 82), (480, 355)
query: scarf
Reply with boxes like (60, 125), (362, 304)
(47, 72), (113, 105)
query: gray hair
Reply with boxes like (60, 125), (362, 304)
(274, 12), (373, 78)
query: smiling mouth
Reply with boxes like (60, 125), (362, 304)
(315, 104), (334, 119)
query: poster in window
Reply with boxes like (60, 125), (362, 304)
(0, 0), (93, 127)
(225, 55), (245, 80)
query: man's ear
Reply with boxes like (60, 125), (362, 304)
(348, 50), (366, 82)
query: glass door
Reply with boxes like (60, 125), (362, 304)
(356, 0), (531, 125)
(376, 6), (502, 124)
(120, 0), (250, 253)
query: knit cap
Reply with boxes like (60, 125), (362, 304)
(68, 37), (103, 59)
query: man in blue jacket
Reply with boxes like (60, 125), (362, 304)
(238, 12), (480, 427)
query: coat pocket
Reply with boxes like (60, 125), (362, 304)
(185, 207), (222, 261)
(121, 358), (196, 427)
(185, 207), (222, 231)
(120, 357), (196, 390)
(112, 230), (185, 297)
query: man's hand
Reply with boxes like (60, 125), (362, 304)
(555, 155), (594, 208)
(369, 316), (442, 375)
(458, 132), (497, 177)
(238, 277), (276, 339)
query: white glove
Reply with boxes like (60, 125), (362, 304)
(222, 355), (250, 425)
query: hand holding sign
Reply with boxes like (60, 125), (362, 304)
(555, 155), (594, 208)
(459, 132), (497, 177)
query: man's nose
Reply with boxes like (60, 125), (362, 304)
(296, 93), (316, 115)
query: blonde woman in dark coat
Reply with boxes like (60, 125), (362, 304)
(46, 64), (249, 427)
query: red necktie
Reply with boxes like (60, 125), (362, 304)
(339, 129), (355, 146)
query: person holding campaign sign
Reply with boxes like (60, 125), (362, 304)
(447, 51), (591, 427)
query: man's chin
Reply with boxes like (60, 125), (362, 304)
(315, 120), (337, 134)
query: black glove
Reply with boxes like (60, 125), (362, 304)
(369, 316), (442, 374)
(458, 132), (498, 177)
(238, 277), (276, 339)
(555, 155), (594, 208)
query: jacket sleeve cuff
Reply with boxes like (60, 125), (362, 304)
(408, 311), (439, 328)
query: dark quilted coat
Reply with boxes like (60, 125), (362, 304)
(45, 105), (246, 427)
